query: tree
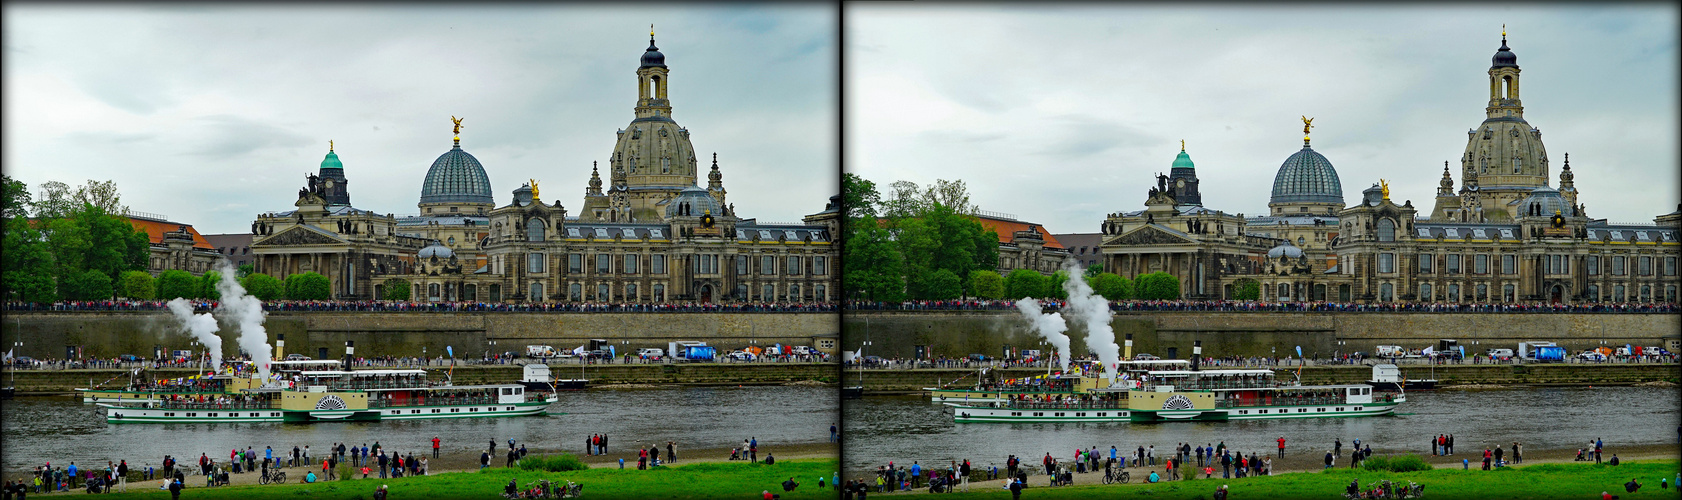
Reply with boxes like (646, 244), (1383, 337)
(73, 180), (127, 216)
(157, 270), (198, 300)
(117, 271), (156, 300)
(1047, 270), (1072, 300)
(968, 270), (1005, 300)
(236, 264), (255, 279)
(381, 278), (411, 301)
(924, 269), (963, 300)
(285, 272), (331, 300)
(2, 175), (30, 220)
(1004, 269), (1048, 299)
(3, 213), (56, 303)
(1090, 273), (1133, 301)
(63, 269), (113, 300)
(1135, 272), (1182, 300)
(198, 270), (223, 300)
(920, 179), (977, 215)
(1085, 263), (1104, 279)
(1231, 278), (1261, 301)
(240, 273), (283, 301)
(844, 223), (906, 302)
(32, 181), (74, 220)
(841, 173), (881, 221)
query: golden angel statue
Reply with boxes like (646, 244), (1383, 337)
(451, 116), (464, 135)
(1301, 116), (1314, 135)
(1380, 179), (1390, 200)
(529, 179), (540, 199)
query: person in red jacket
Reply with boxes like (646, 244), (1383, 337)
(432, 437), (441, 458)
(1277, 437), (1287, 458)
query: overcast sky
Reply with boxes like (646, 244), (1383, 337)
(847, 4), (1679, 233)
(3, 4), (836, 233)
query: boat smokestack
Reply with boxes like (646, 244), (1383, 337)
(344, 340), (355, 367)
(275, 334), (285, 360)
(1124, 334), (1133, 361)
(1192, 340), (1202, 371)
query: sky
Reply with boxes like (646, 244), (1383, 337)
(3, 4), (837, 233)
(847, 4), (1680, 233)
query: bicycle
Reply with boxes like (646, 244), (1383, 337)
(1102, 466), (1130, 484)
(258, 468), (286, 485)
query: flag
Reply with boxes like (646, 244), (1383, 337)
(3, 348), (11, 363)
(1295, 346), (1302, 358)
(446, 346), (454, 358)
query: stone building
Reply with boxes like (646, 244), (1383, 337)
(123, 213), (226, 276)
(1096, 34), (1679, 304)
(973, 212), (1070, 275)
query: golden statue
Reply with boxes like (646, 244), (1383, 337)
(529, 179), (540, 199)
(1502, 24), (1506, 38)
(1380, 179), (1390, 200)
(1301, 116), (1314, 135)
(651, 24), (655, 37)
(451, 116), (464, 135)
(1180, 139), (1185, 151)
(329, 140), (334, 152)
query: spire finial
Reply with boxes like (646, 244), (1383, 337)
(1502, 24), (1506, 39)
(329, 140), (334, 152)
(1180, 139), (1185, 151)
(651, 24), (655, 41)
(450, 115), (464, 146)
(1301, 115), (1314, 146)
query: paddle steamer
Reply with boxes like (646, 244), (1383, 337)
(100, 367), (556, 424)
(950, 367), (1402, 423)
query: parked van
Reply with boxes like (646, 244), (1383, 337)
(637, 348), (664, 358)
(1375, 345), (1407, 358)
(1486, 348), (1515, 359)
(526, 345), (558, 358)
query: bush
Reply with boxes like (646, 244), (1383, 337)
(1134, 272), (1181, 300)
(198, 270), (222, 300)
(1004, 269), (1047, 299)
(64, 268), (113, 300)
(381, 278), (411, 301)
(1363, 454), (1433, 473)
(517, 454), (589, 472)
(1232, 278), (1261, 301)
(284, 272), (331, 300)
(1089, 273), (1133, 301)
(924, 269), (962, 300)
(968, 270), (1004, 300)
(157, 269), (197, 300)
(240, 273), (283, 301)
(117, 270), (155, 300)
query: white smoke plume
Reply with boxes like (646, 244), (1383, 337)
(1015, 297), (1070, 373)
(1061, 262), (1121, 383)
(166, 298), (222, 373)
(214, 262), (274, 384)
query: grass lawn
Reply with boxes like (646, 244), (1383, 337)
(906, 460), (1681, 500)
(93, 458), (839, 499)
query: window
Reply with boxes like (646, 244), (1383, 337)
(814, 256), (827, 275)
(530, 282), (544, 301)
(1277, 284), (1291, 300)
(735, 284), (748, 300)
(624, 254), (639, 274)
(761, 255), (777, 275)
(568, 254), (582, 273)
(815, 284), (826, 301)
(1420, 283), (1433, 301)
(529, 253), (546, 273)
(652, 255), (666, 275)
(1475, 283), (1488, 301)
(789, 284), (801, 301)
(1448, 284), (1460, 302)
(1667, 257), (1677, 276)
(1378, 253), (1395, 274)
(736, 256), (748, 275)
(694, 254), (718, 274)
(568, 283), (582, 302)
(1614, 285), (1626, 302)
(1613, 256), (1626, 275)
(1447, 255), (1461, 274)
(653, 284), (665, 302)
(1376, 219), (1395, 242)
(1587, 284), (1600, 302)
(763, 284), (775, 301)
(597, 284), (609, 302)
(1379, 283), (1393, 302)
(625, 283), (637, 300)
(526, 219), (545, 241)
(1419, 255), (1433, 274)
(1502, 255), (1516, 275)
(786, 256), (801, 275)
(1588, 256), (1600, 275)
(1639, 256), (1652, 276)
(1640, 285), (1652, 303)
(1513, 157), (1521, 174)
(1666, 285), (1677, 304)
(1503, 284), (1515, 302)
(596, 253), (611, 274)
(1474, 254), (1487, 274)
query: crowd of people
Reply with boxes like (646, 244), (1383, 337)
(846, 299), (1679, 314)
(5, 300), (834, 313)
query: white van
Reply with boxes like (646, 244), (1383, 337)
(1375, 345), (1407, 358)
(637, 348), (664, 358)
(1486, 348), (1515, 359)
(526, 345), (557, 358)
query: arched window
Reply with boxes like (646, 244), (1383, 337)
(1277, 284), (1290, 301)
(1503, 284), (1515, 303)
(1614, 285), (1626, 302)
(736, 284), (748, 300)
(428, 283), (440, 299)
(789, 284), (801, 301)
(1375, 219), (1395, 242)
(597, 284), (609, 302)
(1640, 285), (1652, 303)
(1448, 284), (1460, 302)
(530, 282), (543, 301)
(1475, 284), (1488, 301)
(526, 218), (545, 241)
(1666, 285), (1677, 304)
(463, 284), (476, 302)
(1586, 284), (1599, 302)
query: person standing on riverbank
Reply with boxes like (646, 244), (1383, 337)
(1277, 437), (1286, 458)
(668, 441), (677, 463)
(432, 437), (440, 458)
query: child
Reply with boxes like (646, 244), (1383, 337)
(1203, 466), (1214, 479)
(360, 467), (371, 479)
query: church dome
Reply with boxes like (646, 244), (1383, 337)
(1517, 186), (1571, 217)
(1270, 144), (1344, 205)
(418, 241), (454, 259)
(641, 39), (666, 69)
(665, 185), (720, 218)
(420, 144), (494, 205)
(1267, 241), (1304, 259)
(320, 150), (343, 170)
(1171, 149), (1195, 170)
(1491, 37), (1518, 68)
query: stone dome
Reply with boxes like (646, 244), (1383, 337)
(665, 185), (720, 218)
(420, 144), (494, 205)
(641, 38), (666, 69)
(1517, 186), (1571, 217)
(319, 150), (343, 170)
(418, 241), (454, 259)
(1267, 241), (1304, 259)
(1271, 144), (1344, 205)
(1491, 37), (1517, 68)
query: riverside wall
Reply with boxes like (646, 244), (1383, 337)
(5, 363), (840, 394)
(842, 311), (1682, 360)
(850, 363), (1682, 392)
(0, 311), (837, 361)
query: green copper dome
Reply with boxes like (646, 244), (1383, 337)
(1171, 150), (1195, 170)
(319, 150), (343, 170)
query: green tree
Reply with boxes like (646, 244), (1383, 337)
(240, 273), (283, 301)
(1047, 269), (1072, 300)
(64, 268), (113, 300)
(1232, 278), (1261, 301)
(1085, 263), (1104, 279)
(198, 270), (223, 300)
(381, 278), (411, 301)
(157, 270), (197, 300)
(2, 175), (30, 220)
(2, 214), (56, 303)
(841, 173), (881, 221)
(236, 264), (255, 279)
(117, 271), (156, 300)
(285, 272), (331, 300)
(1135, 272), (1182, 300)
(31, 181), (75, 220)
(924, 269), (963, 300)
(1089, 272), (1133, 301)
(1004, 269), (1048, 299)
(844, 223), (906, 302)
(968, 270), (1005, 300)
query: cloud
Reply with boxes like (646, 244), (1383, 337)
(184, 115), (314, 159)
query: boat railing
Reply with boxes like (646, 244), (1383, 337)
(110, 385), (227, 394)
(1183, 380), (1277, 391)
(151, 401), (276, 410)
(995, 401), (1127, 410)
(367, 396), (495, 408)
(320, 380), (438, 391)
(1216, 397), (1341, 408)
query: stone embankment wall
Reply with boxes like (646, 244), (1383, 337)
(851, 363), (1681, 392)
(843, 311), (1681, 360)
(0, 312), (836, 360)
(7, 364), (840, 394)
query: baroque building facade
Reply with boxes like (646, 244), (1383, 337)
(251, 34), (838, 303)
(1097, 34), (1679, 304)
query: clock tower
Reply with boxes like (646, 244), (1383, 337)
(318, 141), (351, 205)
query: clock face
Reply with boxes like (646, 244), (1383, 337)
(1175, 179), (1185, 189)
(325, 179), (335, 189)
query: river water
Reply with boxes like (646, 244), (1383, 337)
(2, 386), (835, 474)
(842, 386), (1679, 473)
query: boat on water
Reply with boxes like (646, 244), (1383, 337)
(100, 368), (556, 424)
(517, 363), (588, 392)
(926, 360), (1192, 404)
(950, 367), (1403, 423)
(1366, 363), (1437, 392)
(79, 360), (341, 404)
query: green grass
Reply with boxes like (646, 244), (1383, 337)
(92, 458), (839, 499)
(896, 460), (1680, 499)
(516, 454), (590, 472)
(1361, 454), (1433, 473)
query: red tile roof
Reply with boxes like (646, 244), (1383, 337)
(975, 215), (1063, 249)
(124, 216), (215, 250)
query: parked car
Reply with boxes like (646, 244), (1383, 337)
(284, 354), (311, 361)
(1133, 353), (1160, 361)
(526, 345), (558, 358)
(725, 350), (755, 361)
(637, 348), (665, 358)
(1576, 351), (1607, 362)
(1486, 348), (1515, 359)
